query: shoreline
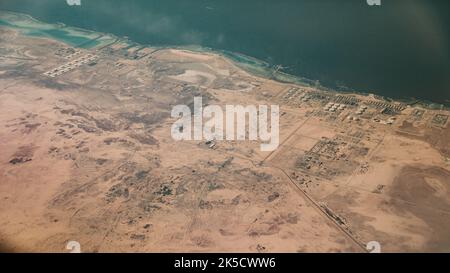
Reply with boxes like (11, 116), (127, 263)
(0, 9), (448, 110)
(1, 8), (450, 253)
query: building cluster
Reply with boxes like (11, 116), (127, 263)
(43, 54), (98, 78)
(64, 50), (83, 60)
(366, 100), (406, 112)
(323, 102), (347, 112)
(297, 92), (312, 103)
(283, 87), (301, 99)
(432, 114), (449, 126)
(282, 88), (312, 104)
(355, 105), (368, 115)
(334, 95), (361, 106)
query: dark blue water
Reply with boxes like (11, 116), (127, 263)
(1, 0), (449, 104)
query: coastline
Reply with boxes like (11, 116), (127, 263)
(1, 8), (450, 253)
(0, 10), (448, 110)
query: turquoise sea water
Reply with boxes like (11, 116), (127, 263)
(0, 16), (100, 48)
(29, 29), (95, 47)
(0, 0), (449, 105)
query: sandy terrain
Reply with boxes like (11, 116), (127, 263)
(0, 24), (449, 253)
